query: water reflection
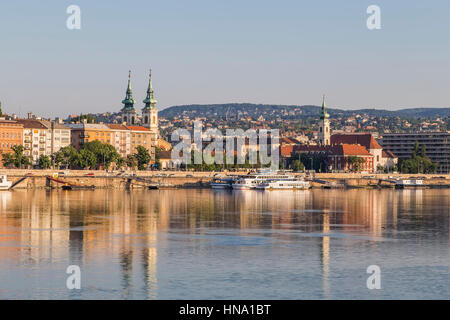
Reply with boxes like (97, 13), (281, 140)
(0, 189), (448, 299)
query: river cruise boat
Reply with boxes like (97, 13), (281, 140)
(210, 176), (236, 189)
(231, 171), (297, 190)
(395, 179), (424, 189)
(0, 175), (12, 190)
(256, 178), (311, 190)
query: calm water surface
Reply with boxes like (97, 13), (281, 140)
(0, 189), (448, 299)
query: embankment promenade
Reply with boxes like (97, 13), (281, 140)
(1, 169), (449, 189)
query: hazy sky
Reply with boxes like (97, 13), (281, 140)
(1, 0), (449, 118)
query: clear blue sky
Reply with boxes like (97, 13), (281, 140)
(1, 0), (449, 118)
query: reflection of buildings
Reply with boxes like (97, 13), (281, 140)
(0, 190), (172, 299)
(321, 210), (330, 298)
(1, 188), (448, 298)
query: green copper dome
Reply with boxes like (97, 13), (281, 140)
(320, 94), (330, 120)
(122, 70), (136, 110)
(143, 69), (157, 110)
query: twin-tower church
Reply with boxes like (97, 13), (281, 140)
(120, 70), (159, 132)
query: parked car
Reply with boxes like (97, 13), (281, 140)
(85, 173), (94, 176)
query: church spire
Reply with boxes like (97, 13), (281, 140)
(143, 69), (157, 109)
(122, 70), (136, 110)
(320, 94), (329, 120)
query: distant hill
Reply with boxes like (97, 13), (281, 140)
(159, 103), (450, 119)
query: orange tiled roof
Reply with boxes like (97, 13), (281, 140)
(331, 133), (382, 149)
(332, 144), (372, 156)
(125, 125), (151, 131)
(107, 124), (129, 130)
(280, 145), (294, 157)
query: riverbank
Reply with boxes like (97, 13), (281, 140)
(1, 169), (449, 189)
(0, 169), (450, 189)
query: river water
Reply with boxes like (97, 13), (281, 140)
(0, 189), (448, 299)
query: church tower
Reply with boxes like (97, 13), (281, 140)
(319, 95), (330, 146)
(121, 70), (138, 125)
(141, 69), (159, 133)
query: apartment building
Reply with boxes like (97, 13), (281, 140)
(0, 120), (24, 167)
(381, 132), (450, 173)
(127, 125), (156, 159)
(106, 124), (131, 158)
(67, 123), (113, 149)
(67, 122), (157, 161)
(16, 119), (71, 164)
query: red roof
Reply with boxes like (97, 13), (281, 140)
(280, 145), (294, 157)
(332, 144), (373, 156)
(280, 137), (296, 145)
(125, 125), (151, 131)
(107, 124), (129, 130)
(331, 133), (382, 149)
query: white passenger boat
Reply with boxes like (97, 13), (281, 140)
(395, 179), (424, 189)
(256, 179), (311, 190)
(231, 171), (297, 190)
(0, 175), (12, 190)
(210, 176), (236, 189)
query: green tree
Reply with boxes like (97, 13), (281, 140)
(76, 149), (97, 169)
(116, 156), (125, 169)
(347, 156), (365, 172)
(134, 145), (151, 170)
(53, 145), (78, 169)
(82, 141), (120, 169)
(420, 144), (426, 158)
(126, 154), (138, 169)
(154, 147), (162, 169)
(291, 159), (304, 172)
(38, 155), (51, 169)
(1, 145), (32, 168)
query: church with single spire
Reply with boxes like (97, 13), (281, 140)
(318, 95), (330, 146)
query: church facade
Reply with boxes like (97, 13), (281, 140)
(119, 70), (159, 158)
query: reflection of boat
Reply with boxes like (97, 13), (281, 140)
(232, 171), (298, 190)
(0, 175), (12, 190)
(256, 179), (311, 190)
(62, 184), (96, 190)
(395, 179), (425, 189)
(47, 176), (95, 190)
(210, 176), (236, 189)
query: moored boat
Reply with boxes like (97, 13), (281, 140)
(395, 179), (425, 189)
(0, 175), (12, 190)
(256, 179), (311, 190)
(211, 176), (236, 189)
(231, 171), (300, 190)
